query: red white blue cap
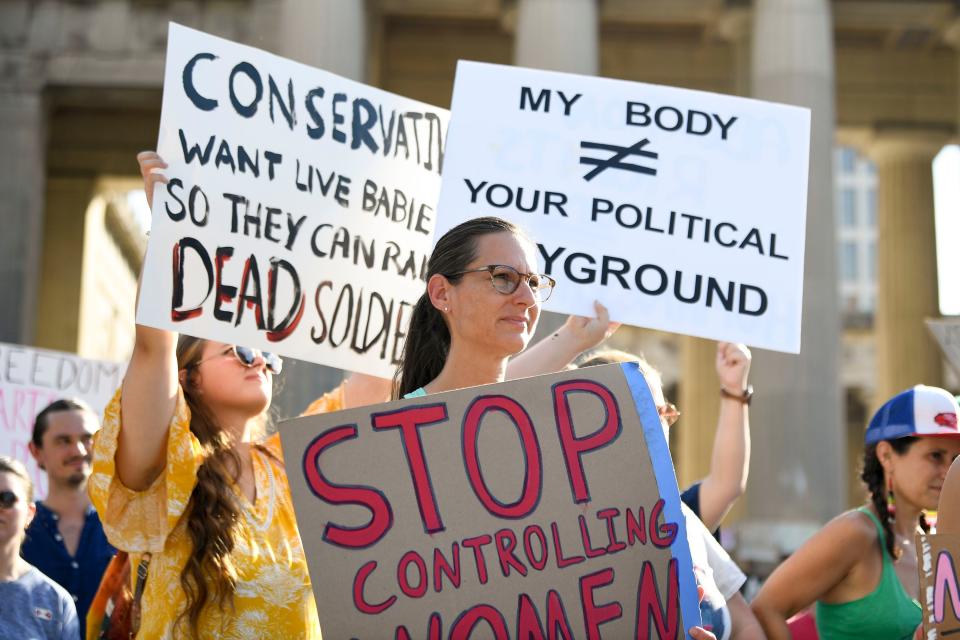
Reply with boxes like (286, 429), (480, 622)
(865, 385), (960, 445)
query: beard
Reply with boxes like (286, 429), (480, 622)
(64, 465), (89, 488)
(66, 472), (87, 488)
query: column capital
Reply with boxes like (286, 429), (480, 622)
(865, 124), (954, 163)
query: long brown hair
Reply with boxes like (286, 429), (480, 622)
(861, 437), (929, 560)
(175, 336), (268, 636)
(394, 216), (527, 398)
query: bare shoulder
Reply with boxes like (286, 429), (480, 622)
(808, 509), (879, 555)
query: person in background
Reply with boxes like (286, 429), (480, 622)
(22, 399), (115, 638)
(0, 455), (79, 639)
(751, 385), (960, 640)
(577, 341), (753, 533)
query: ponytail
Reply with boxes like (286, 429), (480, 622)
(394, 294), (451, 398)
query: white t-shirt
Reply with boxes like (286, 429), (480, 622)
(683, 503), (746, 640)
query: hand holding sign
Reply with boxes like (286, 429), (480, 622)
(137, 151), (169, 209)
(137, 23), (449, 378)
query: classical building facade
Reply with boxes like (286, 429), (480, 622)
(2, 0), (956, 565)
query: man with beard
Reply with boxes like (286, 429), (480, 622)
(22, 399), (114, 638)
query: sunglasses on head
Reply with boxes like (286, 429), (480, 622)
(195, 345), (283, 375)
(0, 490), (19, 510)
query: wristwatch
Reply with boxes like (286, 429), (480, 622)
(720, 384), (753, 405)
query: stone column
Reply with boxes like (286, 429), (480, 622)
(272, 0), (369, 420)
(514, 0), (599, 350)
(515, 0), (598, 75)
(868, 129), (948, 402)
(0, 64), (46, 344)
(676, 11), (751, 513)
(34, 178), (97, 353)
(677, 339), (721, 489)
(279, 0), (368, 81)
(738, 0), (845, 563)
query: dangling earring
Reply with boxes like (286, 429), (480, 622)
(886, 475), (896, 521)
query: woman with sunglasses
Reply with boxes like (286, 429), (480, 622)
(88, 216), (320, 640)
(0, 455), (80, 639)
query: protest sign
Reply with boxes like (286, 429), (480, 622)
(0, 342), (123, 497)
(927, 318), (960, 377)
(137, 23), (448, 378)
(918, 531), (960, 638)
(435, 61), (810, 353)
(280, 362), (701, 638)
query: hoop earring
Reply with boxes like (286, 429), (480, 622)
(886, 475), (896, 521)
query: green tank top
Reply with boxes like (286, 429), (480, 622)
(814, 507), (922, 640)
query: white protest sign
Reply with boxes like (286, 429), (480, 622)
(0, 343), (124, 498)
(137, 23), (448, 377)
(436, 61), (810, 353)
(928, 318), (960, 376)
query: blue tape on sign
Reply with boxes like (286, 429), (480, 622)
(620, 361), (702, 638)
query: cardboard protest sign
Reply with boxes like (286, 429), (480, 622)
(435, 61), (810, 353)
(137, 23), (448, 378)
(927, 318), (960, 377)
(918, 531), (960, 638)
(280, 362), (701, 638)
(0, 342), (123, 498)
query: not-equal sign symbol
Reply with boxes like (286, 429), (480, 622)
(579, 138), (659, 181)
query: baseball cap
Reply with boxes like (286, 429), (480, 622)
(865, 385), (960, 445)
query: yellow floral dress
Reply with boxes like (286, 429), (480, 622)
(88, 387), (322, 639)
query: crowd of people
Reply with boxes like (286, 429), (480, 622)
(0, 151), (956, 639)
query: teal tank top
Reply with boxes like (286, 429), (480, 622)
(814, 507), (922, 640)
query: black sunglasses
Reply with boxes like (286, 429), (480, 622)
(0, 490), (19, 509)
(194, 345), (283, 375)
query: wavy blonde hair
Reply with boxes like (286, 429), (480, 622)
(175, 336), (269, 637)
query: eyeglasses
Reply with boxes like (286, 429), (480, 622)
(194, 345), (283, 375)
(658, 402), (681, 427)
(0, 490), (19, 510)
(445, 265), (556, 302)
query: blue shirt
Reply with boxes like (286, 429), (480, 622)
(0, 566), (79, 640)
(21, 502), (115, 638)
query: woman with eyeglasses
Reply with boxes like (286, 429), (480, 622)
(393, 216), (724, 639)
(0, 455), (80, 639)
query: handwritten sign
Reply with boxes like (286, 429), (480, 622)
(280, 362), (701, 638)
(928, 319), (960, 378)
(137, 23), (449, 377)
(435, 61), (811, 353)
(918, 531), (960, 638)
(0, 342), (123, 497)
